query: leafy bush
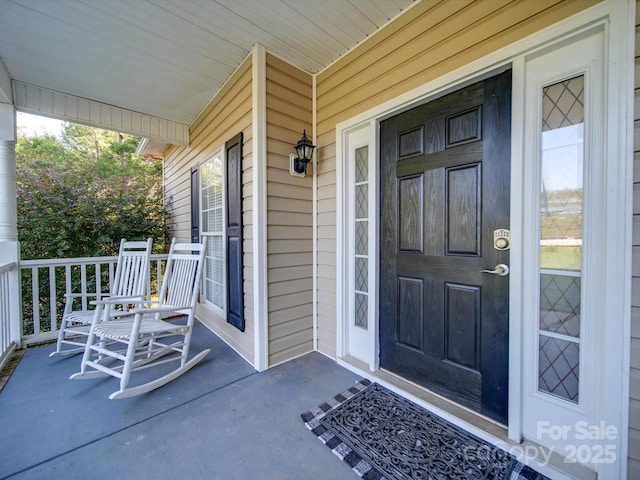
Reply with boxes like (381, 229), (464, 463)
(16, 123), (170, 259)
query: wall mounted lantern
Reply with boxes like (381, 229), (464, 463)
(289, 130), (315, 177)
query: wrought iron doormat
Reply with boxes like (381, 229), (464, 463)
(301, 380), (548, 480)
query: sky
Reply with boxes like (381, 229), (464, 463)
(16, 112), (65, 137)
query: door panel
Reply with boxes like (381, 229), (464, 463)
(380, 70), (512, 424)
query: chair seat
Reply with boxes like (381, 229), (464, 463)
(65, 308), (126, 325)
(64, 310), (97, 325)
(94, 317), (188, 339)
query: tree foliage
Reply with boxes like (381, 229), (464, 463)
(16, 123), (170, 260)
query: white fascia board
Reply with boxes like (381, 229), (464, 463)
(12, 81), (188, 145)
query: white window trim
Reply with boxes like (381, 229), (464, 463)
(335, 2), (633, 478)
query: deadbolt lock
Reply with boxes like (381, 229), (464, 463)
(493, 229), (511, 251)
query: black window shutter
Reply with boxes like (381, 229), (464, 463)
(225, 133), (244, 331)
(190, 166), (200, 243)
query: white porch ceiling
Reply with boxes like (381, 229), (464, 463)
(0, 0), (416, 137)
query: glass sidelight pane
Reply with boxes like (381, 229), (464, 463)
(354, 146), (369, 330)
(538, 335), (580, 402)
(538, 75), (584, 403)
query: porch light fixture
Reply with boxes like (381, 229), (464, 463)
(290, 130), (315, 177)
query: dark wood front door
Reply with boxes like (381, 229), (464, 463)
(380, 70), (512, 424)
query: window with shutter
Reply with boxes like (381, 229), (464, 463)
(191, 135), (244, 330)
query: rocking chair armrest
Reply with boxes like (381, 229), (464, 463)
(128, 305), (190, 315)
(64, 292), (103, 300)
(90, 295), (146, 306)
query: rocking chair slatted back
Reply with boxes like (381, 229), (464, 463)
(162, 254), (199, 309)
(112, 239), (153, 298)
(50, 237), (153, 358)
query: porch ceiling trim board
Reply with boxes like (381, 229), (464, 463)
(12, 81), (189, 146)
(0, 59), (11, 104)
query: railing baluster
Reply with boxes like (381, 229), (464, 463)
(31, 266), (39, 336)
(95, 262), (102, 302)
(49, 265), (56, 332)
(65, 264), (71, 298)
(80, 264), (87, 311)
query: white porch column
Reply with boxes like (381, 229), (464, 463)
(0, 102), (21, 348)
(0, 103), (17, 241)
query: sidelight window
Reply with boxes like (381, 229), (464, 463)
(354, 146), (369, 330)
(537, 75), (584, 403)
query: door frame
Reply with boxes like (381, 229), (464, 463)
(335, 1), (632, 477)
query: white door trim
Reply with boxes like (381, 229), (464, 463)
(335, 1), (633, 477)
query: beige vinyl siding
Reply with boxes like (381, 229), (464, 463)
(314, 0), (600, 360)
(265, 53), (313, 366)
(630, 2), (640, 477)
(163, 55), (255, 364)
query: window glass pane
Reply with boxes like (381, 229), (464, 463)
(356, 146), (369, 183)
(538, 75), (584, 403)
(201, 152), (225, 309)
(355, 293), (368, 329)
(204, 235), (224, 308)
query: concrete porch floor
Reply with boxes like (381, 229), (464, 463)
(0, 322), (362, 479)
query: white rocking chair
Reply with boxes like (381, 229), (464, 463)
(70, 238), (210, 399)
(50, 238), (153, 358)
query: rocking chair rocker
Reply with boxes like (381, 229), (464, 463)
(50, 238), (153, 358)
(70, 238), (210, 399)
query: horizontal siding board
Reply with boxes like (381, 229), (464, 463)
(266, 108), (309, 135)
(268, 196), (313, 214)
(269, 343), (313, 367)
(267, 211), (311, 226)
(268, 293), (312, 313)
(267, 53), (313, 83)
(269, 277), (313, 297)
(633, 338), (640, 370)
(268, 265), (311, 283)
(631, 398), (640, 431)
(268, 182), (313, 200)
(269, 329), (312, 353)
(633, 306), (640, 338)
(269, 316), (312, 341)
(266, 81), (311, 113)
(268, 239), (313, 255)
(266, 136), (297, 157)
(268, 304), (312, 327)
(268, 225), (312, 240)
(631, 428), (640, 462)
(268, 252), (313, 269)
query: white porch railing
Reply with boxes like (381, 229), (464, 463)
(18, 254), (168, 346)
(0, 261), (19, 369)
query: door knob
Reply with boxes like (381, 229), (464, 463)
(481, 264), (509, 276)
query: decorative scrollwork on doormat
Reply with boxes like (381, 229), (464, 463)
(301, 380), (548, 480)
